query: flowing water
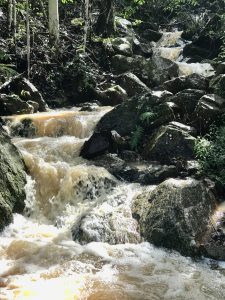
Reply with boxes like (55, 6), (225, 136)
(0, 33), (223, 300)
(1, 106), (225, 300)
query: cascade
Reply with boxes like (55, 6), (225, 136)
(0, 32), (224, 300)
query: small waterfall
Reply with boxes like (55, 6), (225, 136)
(155, 31), (215, 77)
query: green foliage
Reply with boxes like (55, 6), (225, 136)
(140, 111), (156, 125)
(130, 125), (144, 150)
(0, 64), (18, 77)
(195, 125), (225, 185)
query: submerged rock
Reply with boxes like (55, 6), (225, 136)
(0, 127), (27, 231)
(132, 178), (216, 256)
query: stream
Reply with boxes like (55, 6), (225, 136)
(1, 32), (225, 300)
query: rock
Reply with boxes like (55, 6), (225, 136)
(111, 37), (133, 56)
(169, 89), (205, 121)
(72, 184), (141, 244)
(80, 130), (126, 159)
(132, 178), (216, 256)
(160, 73), (208, 94)
(97, 85), (128, 106)
(144, 122), (196, 164)
(183, 35), (222, 62)
(138, 164), (178, 185)
(210, 74), (225, 98)
(111, 54), (179, 87)
(0, 94), (34, 115)
(10, 118), (36, 138)
(133, 42), (153, 58)
(216, 62), (225, 75)
(115, 17), (134, 36)
(97, 98), (139, 136)
(80, 132), (113, 159)
(0, 76), (47, 112)
(149, 56), (179, 87)
(141, 29), (163, 42)
(117, 72), (151, 97)
(195, 94), (225, 132)
(0, 127), (27, 231)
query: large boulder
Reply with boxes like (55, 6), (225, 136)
(210, 74), (225, 99)
(0, 94), (34, 115)
(111, 37), (133, 56)
(144, 122), (196, 164)
(159, 73), (208, 94)
(141, 29), (163, 42)
(97, 85), (128, 106)
(0, 76), (47, 112)
(117, 72), (151, 97)
(111, 54), (179, 87)
(0, 127), (27, 231)
(132, 178), (216, 256)
(195, 94), (225, 132)
(169, 89), (205, 122)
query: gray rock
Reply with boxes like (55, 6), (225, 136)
(0, 94), (34, 115)
(160, 73), (208, 94)
(0, 127), (27, 231)
(97, 85), (128, 106)
(0, 76), (47, 112)
(132, 178), (216, 256)
(144, 122), (196, 164)
(117, 72), (151, 97)
(195, 94), (225, 132)
(111, 54), (179, 87)
(111, 37), (133, 56)
(210, 74), (225, 99)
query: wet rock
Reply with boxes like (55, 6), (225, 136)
(138, 164), (178, 185)
(141, 29), (163, 42)
(160, 73), (208, 94)
(210, 74), (225, 99)
(0, 76), (47, 112)
(144, 122), (196, 164)
(216, 62), (225, 75)
(0, 127), (27, 231)
(72, 184), (141, 245)
(97, 85), (128, 106)
(183, 35), (222, 62)
(0, 94), (34, 115)
(80, 131), (126, 159)
(117, 72), (151, 97)
(195, 94), (225, 132)
(132, 178), (216, 256)
(10, 118), (36, 137)
(133, 42), (153, 58)
(111, 54), (179, 87)
(97, 98), (139, 136)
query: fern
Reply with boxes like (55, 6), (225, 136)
(140, 111), (156, 125)
(0, 64), (18, 77)
(130, 125), (144, 150)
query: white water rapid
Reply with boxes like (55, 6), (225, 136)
(1, 105), (225, 300)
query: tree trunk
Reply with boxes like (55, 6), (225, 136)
(48, 0), (59, 44)
(26, 0), (30, 79)
(12, 0), (17, 53)
(95, 0), (115, 37)
(8, 0), (13, 34)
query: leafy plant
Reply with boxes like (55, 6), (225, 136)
(130, 125), (144, 150)
(195, 125), (225, 185)
(0, 64), (18, 77)
(140, 111), (156, 125)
